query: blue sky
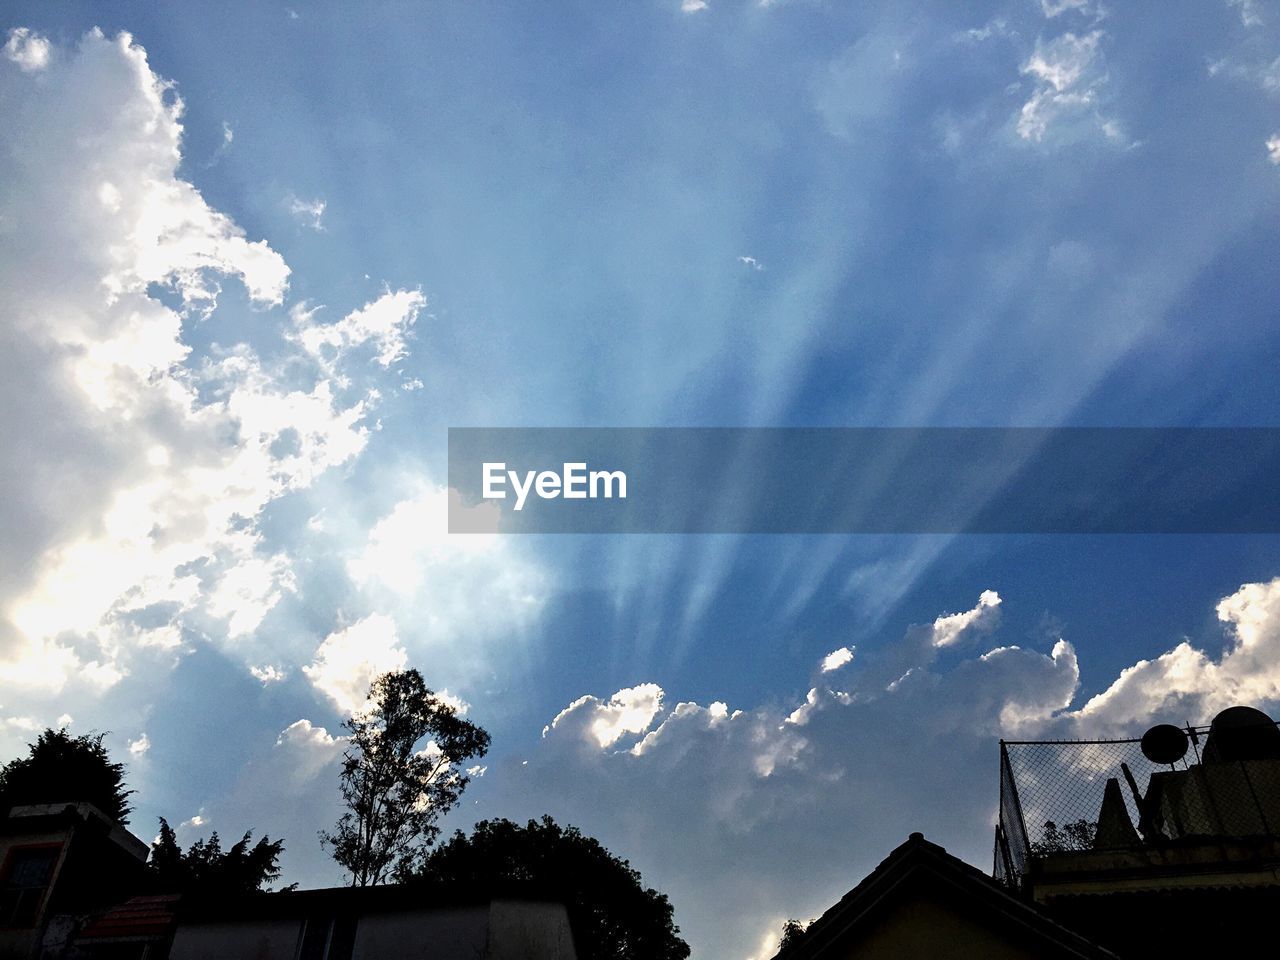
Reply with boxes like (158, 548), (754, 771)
(4, 2), (1280, 957)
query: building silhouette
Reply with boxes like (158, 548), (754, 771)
(0, 801), (575, 959)
(7, 704), (1280, 958)
(777, 704), (1280, 959)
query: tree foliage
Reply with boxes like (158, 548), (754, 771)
(321, 668), (490, 886)
(0, 728), (132, 824)
(778, 918), (811, 953)
(1030, 818), (1097, 855)
(410, 816), (690, 960)
(148, 817), (285, 895)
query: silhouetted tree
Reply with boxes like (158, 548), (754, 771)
(1030, 818), (1097, 855)
(321, 669), (490, 886)
(148, 818), (286, 894)
(778, 918), (811, 953)
(0, 728), (132, 824)
(408, 816), (691, 960)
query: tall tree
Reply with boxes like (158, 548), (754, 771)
(409, 816), (691, 960)
(321, 668), (490, 886)
(0, 728), (132, 824)
(148, 818), (286, 894)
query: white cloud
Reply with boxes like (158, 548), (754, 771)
(737, 255), (765, 271)
(1070, 577), (1280, 733)
(955, 19), (1012, 44)
(277, 717), (339, 750)
(286, 194), (326, 231)
(544, 683), (666, 749)
(1040, 0), (1096, 18)
(1017, 31), (1124, 144)
(820, 646), (854, 672)
(931, 589), (1001, 648)
(273, 719), (346, 783)
(345, 484), (546, 679)
(0, 29), (400, 713)
(204, 547), (296, 639)
(293, 289), (423, 370)
(1228, 0), (1263, 28)
(1269, 134), (1280, 163)
(302, 614), (408, 716)
(1207, 54), (1280, 95)
(681, 0), (708, 12)
(250, 664), (288, 684)
(128, 733), (150, 756)
(3, 28), (50, 72)
(512, 579), (1280, 957)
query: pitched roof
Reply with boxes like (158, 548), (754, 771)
(772, 833), (1119, 960)
(77, 895), (181, 941)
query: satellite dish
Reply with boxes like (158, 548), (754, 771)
(1141, 723), (1189, 765)
(1202, 706), (1280, 763)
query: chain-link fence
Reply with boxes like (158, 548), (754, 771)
(994, 721), (1280, 890)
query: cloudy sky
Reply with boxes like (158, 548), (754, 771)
(4, 2), (1280, 957)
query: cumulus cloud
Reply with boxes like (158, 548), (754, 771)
(543, 683), (667, 749)
(507, 580), (1280, 959)
(3, 28), (50, 72)
(820, 646), (854, 672)
(302, 614), (408, 715)
(249, 664), (288, 684)
(1269, 134), (1280, 163)
(1070, 577), (1280, 733)
(931, 589), (1001, 648)
(0, 29), (414, 730)
(277, 717), (341, 752)
(128, 733), (150, 756)
(508, 591), (1073, 956)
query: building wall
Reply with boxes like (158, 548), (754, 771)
(824, 896), (1059, 960)
(487, 901), (575, 960)
(0, 825), (73, 960)
(167, 902), (576, 960)
(168, 918), (303, 960)
(353, 906), (489, 959)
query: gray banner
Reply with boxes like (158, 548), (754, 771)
(447, 428), (1280, 534)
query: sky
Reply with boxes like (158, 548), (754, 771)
(3, 2), (1280, 957)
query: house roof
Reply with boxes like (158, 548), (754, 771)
(175, 880), (567, 923)
(77, 895), (181, 941)
(2, 801), (150, 860)
(772, 833), (1119, 960)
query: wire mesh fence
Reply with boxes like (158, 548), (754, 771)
(995, 720), (1280, 889)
